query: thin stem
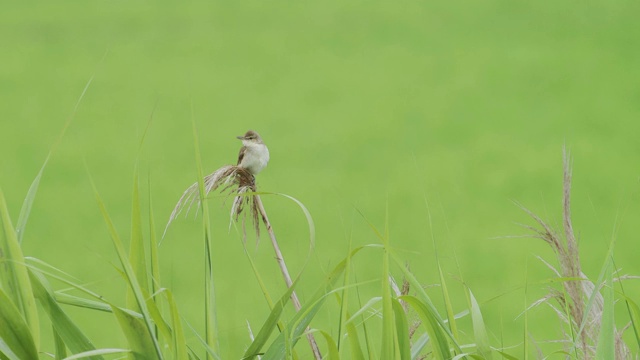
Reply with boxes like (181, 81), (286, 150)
(254, 195), (322, 360)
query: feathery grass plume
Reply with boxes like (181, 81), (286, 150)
(518, 149), (631, 359)
(163, 165), (259, 242)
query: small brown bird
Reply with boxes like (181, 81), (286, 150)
(236, 130), (270, 175)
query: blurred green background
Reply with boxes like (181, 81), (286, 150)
(2, 0), (640, 357)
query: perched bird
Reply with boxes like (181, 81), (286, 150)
(236, 130), (270, 175)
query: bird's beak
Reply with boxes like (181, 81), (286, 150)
(236, 135), (245, 140)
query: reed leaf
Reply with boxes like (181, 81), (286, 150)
(262, 246), (367, 359)
(0, 188), (39, 347)
(166, 290), (188, 360)
(595, 259), (614, 359)
(468, 290), (492, 359)
(112, 305), (160, 359)
(319, 331), (340, 360)
(28, 270), (101, 359)
(0, 286), (38, 360)
(88, 173), (163, 359)
(243, 279), (299, 359)
(392, 298), (411, 360)
(128, 172), (149, 311)
(401, 295), (451, 360)
(191, 115), (219, 358)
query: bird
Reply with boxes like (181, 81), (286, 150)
(236, 130), (270, 176)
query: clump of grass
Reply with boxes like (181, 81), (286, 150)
(518, 149), (633, 359)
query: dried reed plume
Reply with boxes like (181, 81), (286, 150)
(518, 148), (631, 359)
(163, 165), (259, 241)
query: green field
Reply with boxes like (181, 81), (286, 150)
(2, 1), (640, 358)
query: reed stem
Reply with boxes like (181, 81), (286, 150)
(254, 194), (322, 360)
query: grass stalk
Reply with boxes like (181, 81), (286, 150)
(253, 194), (322, 360)
(191, 115), (220, 358)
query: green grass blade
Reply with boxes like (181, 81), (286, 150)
(28, 270), (101, 359)
(595, 259), (614, 359)
(344, 312), (366, 360)
(576, 230), (618, 341)
(392, 299), (411, 360)
(616, 291), (640, 349)
(242, 278), (299, 359)
(144, 292), (173, 346)
(390, 252), (437, 310)
(468, 290), (492, 359)
(344, 297), (381, 325)
(410, 333), (429, 359)
(62, 348), (131, 360)
(87, 173), (163, 359)
(523, 257), (529, 360)
(346, 296), (382, 324)
(495, 350), (519, 360)
(241, 243), (276, 308)
(147, 181), (164, 347)
(379, 204), (395, 359)
(191, 113), (219, 358)
(185, 321), (221, 360)
(128, 172), (149, 311)
(166, 290), (188, 360)
(424, 193), (460, 344)
(437, 262), (459, 342)
(241, 245), (302, 359)
(337, 233), (353, 354)
(353, 273), (375, 360)
(269, 192), (315, 251)
(241, 243), (292, 347)
(330, 280), (369, 358)
(112, 305), (160, 359)
(401, 295), (451, 359)
(148, 177), (162, 313)
(54, 327), (67, 360)
(0, 188), (39, 347)
(24, 263), (105, 303)
(53, 293), (114, 313)
(261, 298), (325, 360)
(392, 252), (462, 354)
(319, 331), (340, 360)
(380, 259), (394, 358)
(394, 256), (462, 352)
(23, 261), (112, 312)
(25, 257), (78, 281)
(0, 286), (38, 360)
(16, 156), (48, 244)
(17, 72), (92, 245)
(262, 246), (367, 359)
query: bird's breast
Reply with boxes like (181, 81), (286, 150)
(242, 144), (269, 174)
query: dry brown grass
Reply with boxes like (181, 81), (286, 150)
(518, 149), (631, 359)
(163, 165), (260, 241)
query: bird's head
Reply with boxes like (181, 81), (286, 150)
(237, 130), (263, 145)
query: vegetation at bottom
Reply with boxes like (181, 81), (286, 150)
(1, 118), (639, 360)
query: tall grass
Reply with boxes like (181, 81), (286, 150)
(517, 149), (638, 359)
(0, 125), (638, 360)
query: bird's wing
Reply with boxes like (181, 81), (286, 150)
(237, 146), (247, 165)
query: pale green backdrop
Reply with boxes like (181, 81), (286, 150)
(2, 0), (639, 357)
